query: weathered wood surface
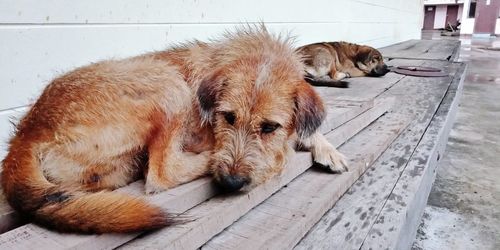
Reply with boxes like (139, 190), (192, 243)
(361, 63), (466, 250)
(295, 61), (466, 250)
(117, 98), (392, 250)
(202, 100), (407, 250)
(0, 98), (379, 250)
(379, 39), (461, 61)
(316, 72), (404, 103)
(318, 100), (372, 134)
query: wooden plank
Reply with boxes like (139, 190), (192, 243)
(202, 99), (407, 250)
(294, 61), (465, 250)
(315, 72), (404, 103)
(0, 98), (371, 248)
(116, 98), (392, 250)
(360, 63), (466, 250)
(379, 39), (461, 61)
(318, 100), (373, 134)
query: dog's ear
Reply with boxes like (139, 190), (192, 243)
(294, 81), (326, 139)
(356, 47), (375, 72)
(355, 47), (373, 63)
(197, 70), (224, 124)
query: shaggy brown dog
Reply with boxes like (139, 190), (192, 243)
(1, 27), (347, 234)
(297, 42), (390, 87)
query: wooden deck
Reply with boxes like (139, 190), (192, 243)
(0, 39), (464, 250)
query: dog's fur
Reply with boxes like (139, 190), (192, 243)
(297, 42), (390, 87)
(1, 27), (347, 234)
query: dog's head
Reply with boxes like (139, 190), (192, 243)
(197, 29), (325, 192)
(355, 46), (389, 77)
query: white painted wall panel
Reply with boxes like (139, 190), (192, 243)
(1, 0), (412, 24)
(460, 0), (474, 34)
(0, 108), (27, 160)
(461, 18), (475, 33)
(0, 0), (424, 158)
(424, 0), (465, 5)
(458, 4), (464, 21)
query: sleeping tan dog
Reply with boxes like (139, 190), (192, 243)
(297, 42), (390, 87)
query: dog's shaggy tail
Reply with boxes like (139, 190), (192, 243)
(1, 136), (172, 234)
(304, 75), (349, 88)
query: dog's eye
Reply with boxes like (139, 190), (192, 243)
(261, 122), (281, 134)
(223, 112), (236, 125)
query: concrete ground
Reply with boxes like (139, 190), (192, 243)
(412, 31), (500, 250)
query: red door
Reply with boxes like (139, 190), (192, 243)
(423, 6), (436, 30)
(473, 0), (500, 34)
(445, 5), (459, 28)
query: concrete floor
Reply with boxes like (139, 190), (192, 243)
(412, 32), (500, 250)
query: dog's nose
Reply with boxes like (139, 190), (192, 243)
(382, 64), (389, 71)
(217, 174), (248, 192)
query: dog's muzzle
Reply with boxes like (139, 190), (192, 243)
(371, 64), (390, 76)
(216, 174), (250, 192)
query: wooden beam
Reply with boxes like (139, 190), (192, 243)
(202, 102), (407, 250)
(117, 98), (394, 250)
(360, 63), (466, 250)
(315, 72), (404, 103)
(0, 98), (377, 249)
(318, 100), (372, 134)
(379, 39), (461, 61)
(295, 61), (465, 250)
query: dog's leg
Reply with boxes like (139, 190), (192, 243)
(145, 118), (211, 194)
(298, 131), (348, 173)
(342, 61), (370, 77)
(345, 68), (366, 77)
(331, 71), (350, 81)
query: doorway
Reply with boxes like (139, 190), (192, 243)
(423, 6), (436, 30)
(445, 5), (459, 28)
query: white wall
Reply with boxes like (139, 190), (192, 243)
(434, 5), (448, 28)
(424, 0), (465, 5)
(0, 0), (424, 159)
(460, 0), (475, 34)
(458, 4), (464, 21)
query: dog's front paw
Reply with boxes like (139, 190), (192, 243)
(145, 180), (170, 195)
(334, 72), (349, 81)
(313, 145), (348, 173)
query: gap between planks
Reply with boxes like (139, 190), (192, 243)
(0, 98), (378, 250)
(202, 98), (406, 250)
